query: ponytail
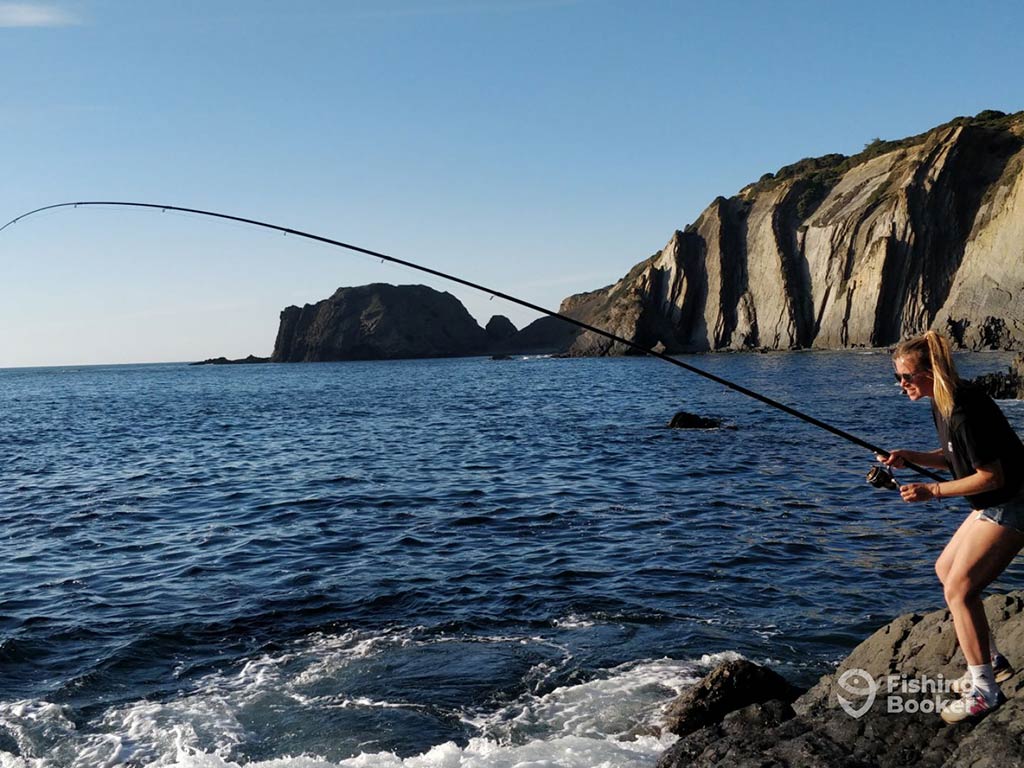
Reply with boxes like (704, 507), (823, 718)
(925, 331), (961, 421)
(892, 330), (961, 421)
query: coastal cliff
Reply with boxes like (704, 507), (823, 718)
(270, 110), (1024, 361)
(553, 109), (1024, 355)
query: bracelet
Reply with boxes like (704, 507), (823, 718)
(934, 483), (942, 499)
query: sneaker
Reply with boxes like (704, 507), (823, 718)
(940, 687), (1005, 724)
(950, 656), (1015, 694)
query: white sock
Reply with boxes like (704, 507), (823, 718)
(969, 663), (999, 702)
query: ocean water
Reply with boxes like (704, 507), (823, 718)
(2, 351), (1023, 767)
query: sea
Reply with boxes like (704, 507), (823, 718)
(2, 350), (1023, 768)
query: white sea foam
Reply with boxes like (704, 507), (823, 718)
(164, 733), (674, 768)
(468, 657), (700, 743)
(0, 629), (741, 768)
(549, 614), (595, 630)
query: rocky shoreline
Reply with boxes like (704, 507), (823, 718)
(656, 591), (1024, 767)
(971, 355), (1024, 399)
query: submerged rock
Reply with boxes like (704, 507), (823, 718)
(668, 411), (725, 429)
(657, 591), (1024, 768)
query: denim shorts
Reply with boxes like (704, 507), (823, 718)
(977, 495), (1024, 534)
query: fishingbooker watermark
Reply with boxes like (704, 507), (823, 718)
(836, 668), (958, 717)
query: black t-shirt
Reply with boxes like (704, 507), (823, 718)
(933, 384), (1024, 509)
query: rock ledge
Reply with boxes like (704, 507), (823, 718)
(658, 591), (1024, 767)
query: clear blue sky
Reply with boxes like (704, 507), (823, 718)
(1, 0), (1021, 366)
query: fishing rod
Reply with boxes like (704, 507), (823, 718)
(1, 200), (942, 486)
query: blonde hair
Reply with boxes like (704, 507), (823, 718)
(892, 330), (962, 421)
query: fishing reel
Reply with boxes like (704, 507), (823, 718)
(866, 465), (900, 491)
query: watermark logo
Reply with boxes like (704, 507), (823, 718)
(836, 668), (957, 717)
(837, 668), (878, 718)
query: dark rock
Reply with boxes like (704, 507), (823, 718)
(272, 284), (489, 362)
(271, 286), (582, 361)
(485, 315), (517, 343)
(947, 316), (1019, 351)
(657, 592), (1024, 768)
(663, 659), (801, 738)
(722, 698), (797, 730)
(491, 314), (582, 356)
(668, 411), (725, 429)
(190, 355), (270, 366)
(970, 355), (1024, 399)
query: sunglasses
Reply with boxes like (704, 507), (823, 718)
(893, 370), (930, 384)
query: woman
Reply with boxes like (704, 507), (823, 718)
(880, 330), (1024, 723)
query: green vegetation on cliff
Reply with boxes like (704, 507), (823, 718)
(743, 109), (1024, 220)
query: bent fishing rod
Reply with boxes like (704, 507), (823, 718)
(0, 200), (943, 485)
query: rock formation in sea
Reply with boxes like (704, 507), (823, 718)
(189, 355), (270, 366)
(271, 283), (491, 362)
(270, 281), (585, 361)
(523, 109), (1024, 355)
(657, 591), (1024, 767)
(971, 354), (1024, 399)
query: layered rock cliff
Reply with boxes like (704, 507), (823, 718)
(551, 109), (1024, 354)
(272, 284), (509, 362)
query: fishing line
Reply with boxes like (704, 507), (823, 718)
(0, 200), (944, 483)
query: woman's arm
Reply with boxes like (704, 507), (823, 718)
(876, 448), (948, 470)
(900, 460), (1004, 503)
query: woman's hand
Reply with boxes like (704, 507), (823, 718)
(899, 483), (937, 502)
(876, 450), (908, 469)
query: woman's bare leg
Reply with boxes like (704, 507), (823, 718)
(944, 518), (1024, 666)
(935, 512), (980, 586)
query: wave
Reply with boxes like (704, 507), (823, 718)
(0, 628), (738, 768)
